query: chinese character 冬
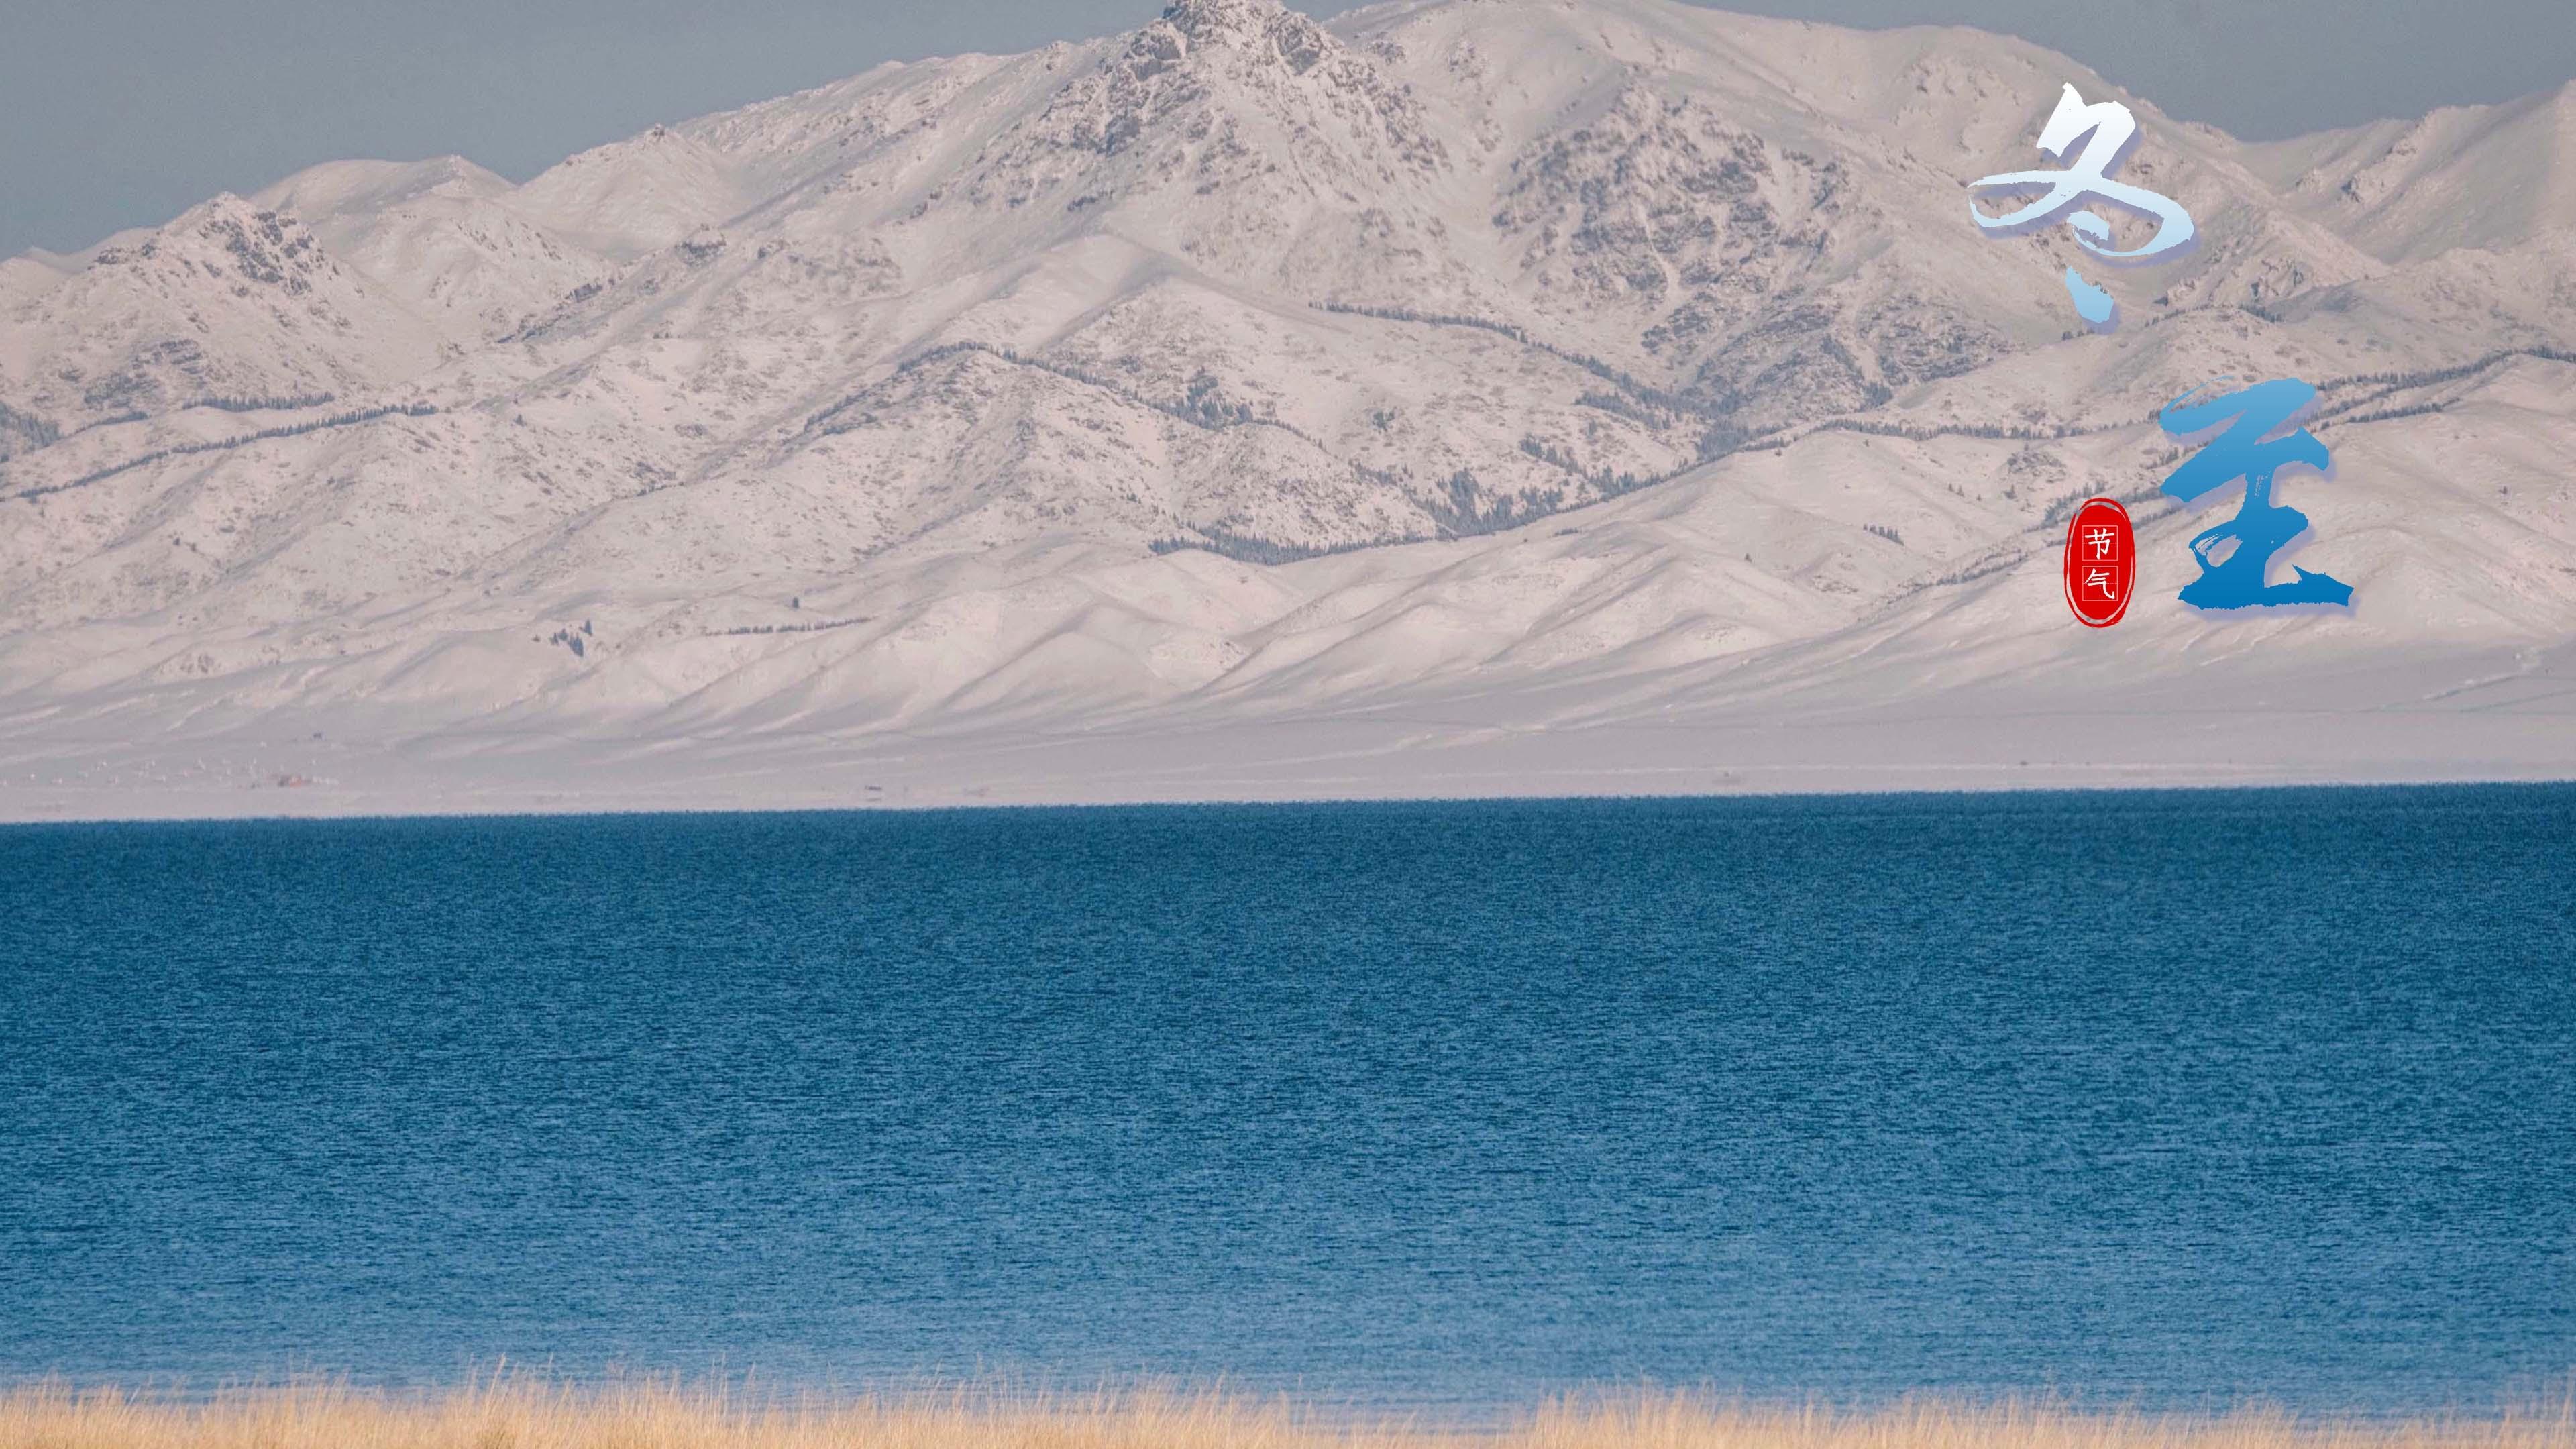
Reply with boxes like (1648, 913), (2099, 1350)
(1969, 84), (2198, 328)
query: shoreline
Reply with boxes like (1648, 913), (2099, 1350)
(4, 643), (2573, 826)
(4, 722), (2572, 828)
(7, 1381), (2573, 1448)
(3, 768), (2571, 828)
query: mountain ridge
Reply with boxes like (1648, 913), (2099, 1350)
(1, 0), (2570, 817)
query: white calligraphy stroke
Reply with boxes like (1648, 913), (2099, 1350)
(1969, 84), (2198, 264)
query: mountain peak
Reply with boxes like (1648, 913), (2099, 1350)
(1155, 0), (1332, 71)
(1163, 0), (1290, 40)
(91, 193), (330, 296)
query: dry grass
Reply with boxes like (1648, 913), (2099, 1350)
(3, 1379), (2569, 1449)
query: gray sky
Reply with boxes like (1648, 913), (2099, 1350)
(5, 0), (2572, 259)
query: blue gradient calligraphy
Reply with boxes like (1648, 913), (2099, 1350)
(2159, 378), (2355, 610)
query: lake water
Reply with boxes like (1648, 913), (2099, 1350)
(3, 786), (2571, 1413)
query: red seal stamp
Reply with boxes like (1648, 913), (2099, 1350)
(2063, 497), (2135, 627)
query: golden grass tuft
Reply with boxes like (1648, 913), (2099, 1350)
(2, 1379), (2569, 1449)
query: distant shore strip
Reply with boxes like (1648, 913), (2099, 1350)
(5, 1379), (2571, 1449)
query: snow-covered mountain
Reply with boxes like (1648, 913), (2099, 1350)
(3, 0), (2571, 817)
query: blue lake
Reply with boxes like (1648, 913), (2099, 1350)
(3, 786), (2571, 1413)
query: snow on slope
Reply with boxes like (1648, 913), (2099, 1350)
(2245, 81), (2576, 262)
(0, 194), (446, 442)
(257, 157), (619, 343)
(0, 0), (2571, 818)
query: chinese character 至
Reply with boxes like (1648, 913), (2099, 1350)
(2159, 378), (2353, 610)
